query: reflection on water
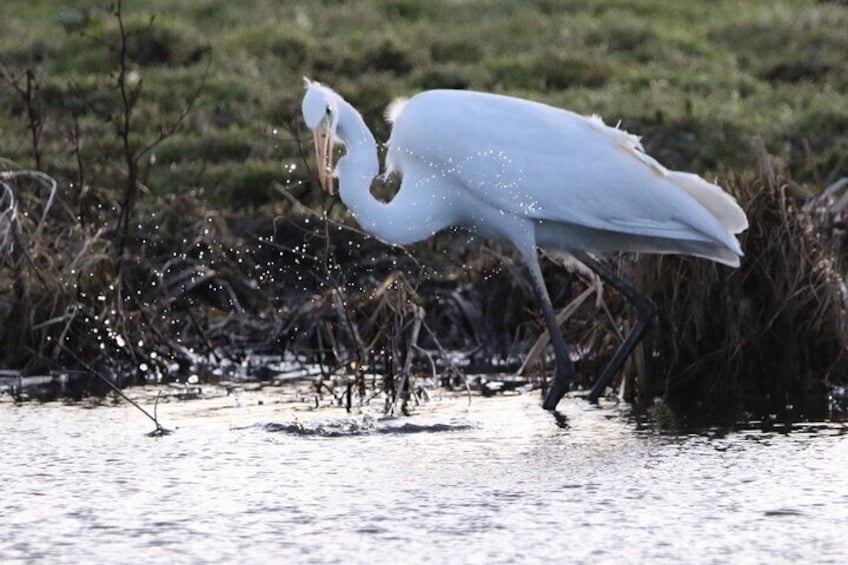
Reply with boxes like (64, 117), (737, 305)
(1, 394), (847, 563)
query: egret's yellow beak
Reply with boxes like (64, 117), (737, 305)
(313, 121), (335, 195)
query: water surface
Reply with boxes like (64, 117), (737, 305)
(1, 393), (846, 563)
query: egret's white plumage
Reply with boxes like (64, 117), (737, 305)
(385, 89), (746, 263)
(301, 79), (748, 409)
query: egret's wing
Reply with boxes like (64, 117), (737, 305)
(387, 90), (746, 250)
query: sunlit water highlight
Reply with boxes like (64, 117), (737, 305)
(2, 393), (846, 563)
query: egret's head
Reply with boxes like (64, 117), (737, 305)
(302, 78), (340, 194)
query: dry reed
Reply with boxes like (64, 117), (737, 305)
(617, 152), (848, 420)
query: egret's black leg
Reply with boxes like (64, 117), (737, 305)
(575, 253), (657, 403)
(522, 249), (575, 410)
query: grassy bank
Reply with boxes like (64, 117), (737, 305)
(1, 0), (847, 420)
(2, 1), (846, 202)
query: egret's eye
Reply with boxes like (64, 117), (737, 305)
(321, 108), (334, 129)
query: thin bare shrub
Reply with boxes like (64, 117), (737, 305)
(259, 206), (457, 414)
(0, 167), (99, 366)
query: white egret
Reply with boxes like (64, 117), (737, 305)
(300, 79), (748, 410)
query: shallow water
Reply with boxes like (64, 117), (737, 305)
(1, 393), (847, 564)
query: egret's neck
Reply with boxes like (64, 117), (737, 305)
(336, 96), (455, 245)
(334, 99), (421, 245)
(335, 100), (379, 186)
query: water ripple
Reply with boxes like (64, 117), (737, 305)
(259, 416), (474, 437)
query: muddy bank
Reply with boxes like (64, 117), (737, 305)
(2, 154), (848, 423)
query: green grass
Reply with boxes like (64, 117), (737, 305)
(1, 0), (846, 198)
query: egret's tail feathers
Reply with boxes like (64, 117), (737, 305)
(668, 172), (749, 234)
(643, 236), (742, 268)
(700, 245), (741, 268)
(587, 114), (749, 237)
(385, 97), (410, 124)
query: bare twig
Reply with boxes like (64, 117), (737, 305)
(0, 63), (43, 169)
(60, 344), (172, 436)
(387, 305), (425, 415)
(518, 285), (596, 377)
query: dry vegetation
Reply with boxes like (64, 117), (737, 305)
(622, 152), (848, 421)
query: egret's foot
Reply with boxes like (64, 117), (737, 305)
(551, 410), (569, 429)
(568, 389), (599, 404)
